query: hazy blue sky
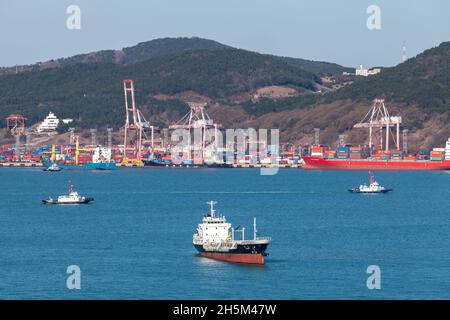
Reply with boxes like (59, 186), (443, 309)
(0, 0), (449, 68)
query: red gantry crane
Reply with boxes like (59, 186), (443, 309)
(6, 114), (26, 136)
(123, 80), (155, 161)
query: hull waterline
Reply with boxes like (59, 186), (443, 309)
(199, 252), (265, 265)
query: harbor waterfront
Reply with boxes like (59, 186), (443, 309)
(1, 167), (449, 299)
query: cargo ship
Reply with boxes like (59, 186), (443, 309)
(143, 157), (233, 168)
(43, 146), (116, 170)
(302, 156), (450, 171)
(193, 201), (271, 265)
(43, 161), (116, 170)
(302, 137), (450, 171)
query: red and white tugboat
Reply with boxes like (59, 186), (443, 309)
(348, 171), (393, 194)
(42, 181), (94, 205)
(193, 201), (271, 265)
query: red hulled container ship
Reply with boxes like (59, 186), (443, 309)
(193, 201), (271, 265)
(302, 138), (450, 171)
(302, 156), (450, 171)
(302, 98), (450, 171)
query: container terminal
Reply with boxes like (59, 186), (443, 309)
(1, 82), (450, 170)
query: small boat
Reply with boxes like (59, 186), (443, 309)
(143, 158), (171, 167)
(43, 163), (62, 172)
(349, 171), (392, 194)
(42, 181), (94, 205)
(203, 160), (233, 168)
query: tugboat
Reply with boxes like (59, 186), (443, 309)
(348, 171), (392, 194)
(42, 181), (94, 205)
(193, 201), (271, 265)
(43, 163), (62, 172)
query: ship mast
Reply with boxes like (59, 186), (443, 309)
(207, 200), (217, 217)
(253, 217), (257, 240)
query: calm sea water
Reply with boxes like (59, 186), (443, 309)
(0, 167), (449, 299)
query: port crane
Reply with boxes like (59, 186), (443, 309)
(169, 102), (221, 162)
(5, 114), (26, 136)
(123, 80), (157, 160)
(354, 99), (402, 151)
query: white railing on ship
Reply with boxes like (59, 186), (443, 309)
(256, 236), (272, 241)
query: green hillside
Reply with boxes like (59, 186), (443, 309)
(0, 37), (351, 77)
(121, 37), (231, 64)
(328, 41), (450, 112)
(277, 56), (353, 75)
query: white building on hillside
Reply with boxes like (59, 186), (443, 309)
(355, 64), (381, 76)
(37, 112), (60, 134)
(62, 118), (73, 125)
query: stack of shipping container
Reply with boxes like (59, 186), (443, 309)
(336, 146), (349, 159)
(430, 148), (445, 161)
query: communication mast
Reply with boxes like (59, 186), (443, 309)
(402, 42), (407, 63)
(354, 99), (402, 151)
(123, 80), (156, 160)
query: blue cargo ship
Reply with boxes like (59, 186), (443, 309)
(43, 145), (116, 170)
(43, 161), (116, 170)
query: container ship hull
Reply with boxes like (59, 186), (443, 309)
(302, 156), (450, 171)
(194, 243), (269, 265)
(143, 159), (233, 168)
(43, 162), (116, 170)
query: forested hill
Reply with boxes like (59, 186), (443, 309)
(327, 41), (450, 112)
(0, 47), (321, 128)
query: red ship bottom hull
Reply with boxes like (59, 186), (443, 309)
(200, 252), (265, 265)
(302, 157), (450, 171)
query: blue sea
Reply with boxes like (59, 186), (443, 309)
(0, 167), (449, 299)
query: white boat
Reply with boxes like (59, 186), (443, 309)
(43, 163), (62, 172)
(349, 172), (392, 194)
(42, 181), (94, 204)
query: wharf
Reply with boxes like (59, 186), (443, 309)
(0, 162), (43, 167)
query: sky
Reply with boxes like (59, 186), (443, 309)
(0, 0), (449, 68)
